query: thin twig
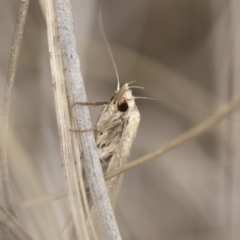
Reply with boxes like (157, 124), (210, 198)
(52, 0), (122, 239)
(14, 190), (67, 210)
(105, 92), (240, 180)
(0, 206), (33, 240)
(0, 0), (30, 209)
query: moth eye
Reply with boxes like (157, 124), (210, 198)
(118, 102), (128, 112)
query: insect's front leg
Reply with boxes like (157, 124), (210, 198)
(71, 101), (108, 108)
(69, 127), (97, 133)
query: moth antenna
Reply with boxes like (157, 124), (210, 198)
(134, 96), (240, 123)
(99, 9), (120, 91)
(129, 86), (144, 90)
(127, 80), (137, 86)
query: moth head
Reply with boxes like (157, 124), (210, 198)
(110, 83), (135, 113)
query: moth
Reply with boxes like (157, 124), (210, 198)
(95, 82), (140, 201)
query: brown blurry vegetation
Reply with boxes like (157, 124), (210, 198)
(1, 0), (240, 239)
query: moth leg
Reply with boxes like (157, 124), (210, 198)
(69, 128), (96, 133)
(71, 101), (108, 109)
(100, 157), (107, 165)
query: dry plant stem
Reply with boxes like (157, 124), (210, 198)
(0, 206), (33, 240)
(45, 1), (89, 239)
(1, 0), (30, 208)
(53, 0), (121, 239)
(14, 189), (67, 210)
(106, 92), (240, 180)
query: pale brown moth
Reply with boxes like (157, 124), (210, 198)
(95, 82), (140, 201)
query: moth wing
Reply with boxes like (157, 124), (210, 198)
(105, 105), (140, 205)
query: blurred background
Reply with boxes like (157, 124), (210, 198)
(1, 0), (240, 239)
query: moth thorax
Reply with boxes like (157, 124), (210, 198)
(122, 89), (135, 108)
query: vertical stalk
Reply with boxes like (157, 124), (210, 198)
(52, 0), (122, 239)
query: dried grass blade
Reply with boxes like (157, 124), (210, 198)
(14, 189), (67, 210)
(1, 0), (29, 209)
(45, 1), (89, 239)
